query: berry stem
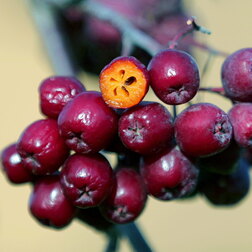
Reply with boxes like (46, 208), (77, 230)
(81, 0), (163, 56)
(29, 0), (76, 75)
(199, 87), (228, 97)
(168, 16), (211, 49)
(105, 230), (119, 252)
(116, 222), (153, 252)
(173, 105), (177, 119)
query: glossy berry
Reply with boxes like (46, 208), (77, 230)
(221, 48), (252, 102)
(148, 49), (200, 105)
(39, 76), (86, 118)
(58, 91), (118, 153)
(99, 56), (149, 109)
(200, 158), (250, 206)
(175, 103), (232, 157)
(29, 175), (76, 228)
(17, 119), (69, 175)
(119, 101), (174, 155)
(228, 103), (252, 148)
(1, 143), (33, 184)
(100, 167), (147, 224)
(60, 153), (113, 208)
(140, 147), (198, 200)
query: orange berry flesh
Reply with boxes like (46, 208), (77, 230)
(99, 56), (149, 109)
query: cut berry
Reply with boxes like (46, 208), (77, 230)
(119, 101), (174, 155)
(29, 174), (76, 228)
(58, 91), (118, 153)
(99, 56), (149, 109)
(1, 143), (33, 184)
(60, 153), (113, 208)
(140, 147), (199, 200)
(39, 76), (86, 118)
(228, 103), (252, 148)
(147, 49), (200, 105)
(221, 48), (252, 102)
(100, 167), (147, 224)
(17, 119), (69, 175)
(175, 103), (232, 157)
(200, 158), (250, 206)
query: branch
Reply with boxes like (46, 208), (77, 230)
(80, 0), (163, 56)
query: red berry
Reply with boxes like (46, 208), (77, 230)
(39, 76), (86, 118)
(175, 103), (232, 157)
(17, 119), (69, 175)
(148, 49), (200, 105)
(221, 48), (252, 102)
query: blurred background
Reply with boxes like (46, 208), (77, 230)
(0, 0), (252, 251)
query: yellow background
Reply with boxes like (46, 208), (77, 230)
(0, 1), (252, 251)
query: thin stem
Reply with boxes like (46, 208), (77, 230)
(81, 0), (163, 56)
(116, 222), (153, 252)
(199, 87), (228, 98)
(104, 231), (119, 252)
(28, 0), (76, 75)
(168, 16), (211, 49)
(173, 105), (177, 120)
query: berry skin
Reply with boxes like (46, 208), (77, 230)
(228, 103), (252, 148)
(175, 103), (232, 157)
(221, 48), (252, 102)
(60, 153), (113, 208)
(147, 49), (200, 105)
(29, 175), (76, 228)
(1, 143), (33, 184)
(100, 167), (147, 224)
(99, 56), (149, 109)
(119, 101), (174, 155)
(200, 158), (250, 206)
(39, 76), (86, 119)
(58, 91), (118, 154)
(17, 119), (69, 175)
(140, 147), (199, 200)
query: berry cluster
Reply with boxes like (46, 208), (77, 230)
(1, 48), (252, 231)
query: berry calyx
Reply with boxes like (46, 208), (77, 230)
(99, 56), (149, 109)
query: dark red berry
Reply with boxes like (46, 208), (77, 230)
(221, 48), (252, 102)
(17, 119), (69, 175)
(39, 76), (86, 118)
(118, 101), (174, 155)
(58, 91), (118, 153)
(140, 147), (199, 200)
(228, 103), (252, 148)
(148, 49), (200, 105)
(60, 153), (113, 208)
(175, 103), (232, 157)
(1, 143), (33, 184)
(29, 175), (76, 228)
(100, 167), (147, 224)
(200, 158), (250, 206)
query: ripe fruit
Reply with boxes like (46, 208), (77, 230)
(100, 167), (147, 224)
(39, 76), (86, 118)
(58, 91), (118, 153)
(60, 153), (113, 208)
(29, 175), (76, 228)
(200, 158), (250, 206)
(228, 103), (252, 148)
(1, 143), (33, 184)
(175, 103), (232, 157)
(118, 101), (174, 155)
(221, 48), (252, 102)
(140, 147), (199, 200)
(147, 49), (200, 105)
(99, 56), (149, 108)
(17, 119), (69, 175)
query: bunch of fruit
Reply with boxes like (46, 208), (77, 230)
(1, 47), (252, 231)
